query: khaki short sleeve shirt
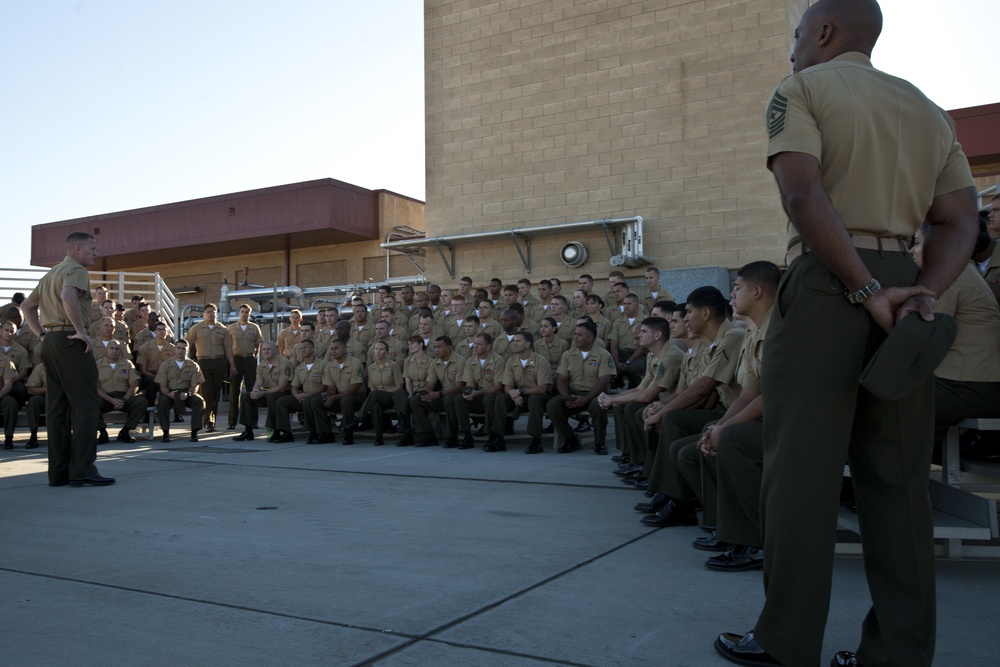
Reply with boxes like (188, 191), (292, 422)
(501, 352), (553, 390)
(556, 346), (615, 394)
(934, 264), (1000, 382)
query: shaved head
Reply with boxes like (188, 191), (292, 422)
(793, 0), (882, 72)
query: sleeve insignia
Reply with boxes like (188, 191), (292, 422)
(766, 91), (788, 139)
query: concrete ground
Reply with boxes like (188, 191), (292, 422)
(2, 412), (998, 667)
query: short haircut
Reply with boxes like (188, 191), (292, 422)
(552, 295), (568, 307)
(641, 316), (670, 340)
(475, 332), (493, 346)
(609, 270), (625, 279)
(579, 274), (593, 282)
(407, 335), (426, 348)
(539, 279), (552, 289)
(737, 261), (782, 296)
(515, 330), (535, 347)
(204, 303), (218, 310)
(576, 320), (598, 339)
(435, 335), (453, 347)
(465, 314), (480, 325)
(517, 278), (531, 287)
(645, 266), (660, 277)
(66, 232), (94, 246)
(652, 299), (677, 314)
(504, 284), (518, 294)
(300, 321), (314, 332)
(686, 286), (728, 320)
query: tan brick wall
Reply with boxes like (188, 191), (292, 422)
(423, 0), (812, 286)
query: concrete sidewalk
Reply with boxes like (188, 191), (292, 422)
(2, 420), (998, 666)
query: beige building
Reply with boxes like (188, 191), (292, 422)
(420, 0), (812, 285)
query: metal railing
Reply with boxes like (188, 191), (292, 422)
(0, 268), (178, 335)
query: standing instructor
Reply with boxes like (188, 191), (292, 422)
(715, 1), (978, 666)
(22, 231), (115, 487)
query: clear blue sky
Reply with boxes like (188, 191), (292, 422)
(1, 0), (993, 270)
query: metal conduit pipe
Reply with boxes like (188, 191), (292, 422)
(220, 285), (306, 314)
(379, 216), (643, 250)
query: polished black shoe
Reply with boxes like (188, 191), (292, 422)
(25, 435), (39, 449)
(342, 418), (362, 433)
(227, 423), (237, 431)
(205, 423), (216, 432)
(233, 430), (255, 442)
(173, 414), (184, 423)
(397, 435), (414, 447)
(444, 436), (460, 449)
(504, 418), (514, 435)
(416, 435), (439, 447)
(557, 436), (582, 453)
(634, 478), (649, 490)
(613, 464), (642, 477)
(117, 429), (137, 444)
(705, 545), (764, 572)
(3, 438), (12, 449)
(830, 651), (862, 667)
(633, 493), (669, 514)
(273, 431), (294, 443)
(573, 420), (591, 433)
(473, 424), (487, 437)
(714, 631), (780, 666)
(483, 440), (506, 452)
(524, 438), (543, 454)
(459, 433), (475, 449)
(190, 432), (200, 442)
(161, 433), (171, 443)
(541, 423), (554, 434)
(97, 429), (110, 445)
(693, 531), (733, 552)
(385, 423), (398, 434)
(69, 474), (117, 487)
(611, 454), (629, 464)
(342, 432), (354, 445)
(640, 500), (698, 527)
(594, 443), (608, 455)
(310, 433), (336, 444)
(373, 436), (385, 446)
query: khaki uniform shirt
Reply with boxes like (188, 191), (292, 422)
(640, 286), (675, 313)
(461, 352), (505, 390)
(16, 328), (42, 366)
(97, 358), (140, 394)
(228, 321), (263, 358)
(403, 352), (431, 393)
(185, 322), (232, 360)
(276, 326), (302, 358)
(679, 320), (745, 409)
(367, 360), (403, 392)
(653, 338), (687, 398)
(255, 357), (296, 391)
(154, 359), (204, 391)
(535, 336), (569, 374)
(609, 316), (641, 352)
(132, 325), (169, 351)
(492, 332), (518, 360)
(934, 264), (1000, 382)
(31, 255), (92, 331)
(736, 309), (772, 395)
(976, 243), (1000, 284)
(291, 359), (329, 394)
(767, 52), (973, 250)
(590, 314), (612, 343)
(26, 362), (46, 390)
(556, 346), (615, 394)
(322, 357), (365, 395)
(479, 318), (501, 340)
(136, 340), (176, 377)
(452, 339), (475, 359)
(427, 356), (462, 392)
(500, 352), (552, 391)
(366, 338), (405, 367)
(0, 342), (31, 377)
(350, 321), (376, 349)
(550, 316), (575, 343)
(91, 338), (118, 362)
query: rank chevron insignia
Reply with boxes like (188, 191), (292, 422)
(767, 91), (788, 139)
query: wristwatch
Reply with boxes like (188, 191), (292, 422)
(845, 278), (881, 304)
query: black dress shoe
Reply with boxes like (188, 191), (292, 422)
(714, 631), (780, 666)
(594, 443), (608, 455)
(633, 493), (669, 514)
(117, 430), (137, 444)
(640, 500), (698, 527)
(205, 424), (216, 432)
(173, 414), (184, 423)
(416, 435), (439, 447)
(373, 436), (385, 446)
(443, 436), (459, 449)
(25, 436), (39, 449)
(397, 435), (414, 447)
(483, 440), (506, 452)
(524, 438), (543, 454)
(831, 651), (862, 667)
(573, 420), (591, 433)
(97, 429), (109, 445)
(705, 545), (764, 572)
(634, 478), (649, 490)
(227, 423), (237, 430)
(69, 474), (117, 487)
(611, 454), (629, 464)
(473, 424), (487, 437)
(233, 430), (255, 441)
(3, 439), (12, 449)
(460, 433), (475, 449)
(557, 436), (582, 453)
(161, 433), (171, 443)
(342, 432), (354, 445)
(613, 465), (642, 477)
(312, 433), (336, 444)
(693, 531), (733, 552)
(342, 418), (361, 433)
(541, 423), (554, 434)
(273, 432), (295, 443)
(190, 432), (200, 442)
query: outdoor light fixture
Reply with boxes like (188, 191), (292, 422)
(560, 242), (589, 268)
